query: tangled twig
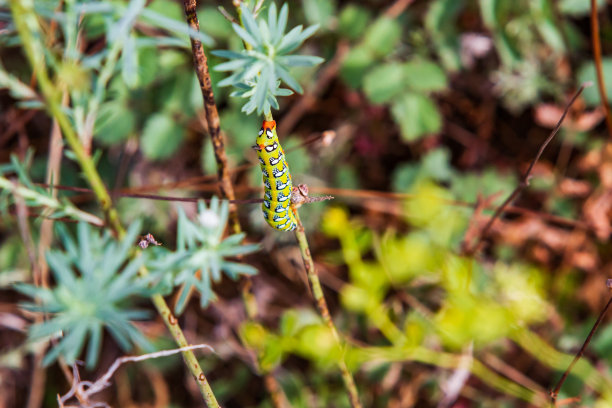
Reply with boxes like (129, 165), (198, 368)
(58, 344), (214, 408)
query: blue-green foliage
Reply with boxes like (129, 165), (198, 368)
(0, 153), (102, 225)
(212, 3), (324, 114)
(147, 198), (261, 314)
(14, 221), (153, 368)
(0, 0), (215, 160)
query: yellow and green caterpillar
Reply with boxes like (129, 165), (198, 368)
(253, 120), (297, 231)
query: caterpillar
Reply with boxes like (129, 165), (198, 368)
(253, 120), (297, 231)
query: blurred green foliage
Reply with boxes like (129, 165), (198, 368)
(2, 0), (612, 406)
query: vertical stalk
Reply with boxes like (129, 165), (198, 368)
(183, 0), (240, 234)
(9, 0), (122, 235)
(292, 210), (362, 408)
(148, 290), (220, 407)
(182, 2), (287, 406)
(9, 2), (219, 406)
(590, 0), (612, 139)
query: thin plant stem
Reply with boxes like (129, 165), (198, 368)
(38, 181), (591, 231)
(0, 177), (104, 226)
(15, 193), (47, 408)
(590, 0), (612, 139)
(292, 209), (362, 408)
(181, 0), (256, 316)
(183, 2), (288, 406)
(8, 2), (220, 406)
(183, 0), (240, 234)
(356, 346), (547, 405)
(465, 84), (588, 255)
(8, 0), (123, 235)
(550, 295), (612, 404)
(148, 292), (220, 407)
(59, 344), (214, 406)
(513, 328), (612, 402)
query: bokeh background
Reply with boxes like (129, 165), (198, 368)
(2, 0), (612, 407)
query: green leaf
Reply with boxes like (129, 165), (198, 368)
(302, 0), (336, 29)
(148, 0), (184, 21)
(232, 23), (259, 48)
(121, 34), (139, 88)
(211, 50), (249, 60)
(197, 6), (233, 38)
(403, 60), (448, 93)
(94, 102), (136, 145)
(140, 8), (213, 46)
(0, 68), (38, 100)
(392, 163), (420, 192)
(338, 5), (371, 40)
(274, 3), (289, 41)
(276, 64), (303, 93)
(531, 0), (565, 53)
(559, 0), (605, 16)
(478, 0), (521, 66)
(215, 58), (252, 72)
(391, 93), (442, 142)
(425, 0), (462, 71)
(141, 113), (185, 160)
(239, 3), (263, 46)
(363, 17), (401, 58)
(136, 47), (160, 87)
(277, 55), (324, 67)
(277, 25), (306, 55)
(363, 62), (406, 104)
(340, 46), (375, 89)
(421, 148), (453, 182)
(577, 58), (612, 106)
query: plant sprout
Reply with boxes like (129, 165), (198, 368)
(147, 198), (261, 314)
(213, 3), (324, 114)
(15, 221), (153, 368)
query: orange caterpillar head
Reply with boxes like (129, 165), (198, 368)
(257, 120), (278, 145)
(262, 120), (276, 131)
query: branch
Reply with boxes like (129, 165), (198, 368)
(34, 182), (591, 231)
(550, 292), (612, 404)
(590, 0), (612, 139)
(8, 0), (123, 235)
(292, 209), (362, 408)
(59, 344), (214, 407)
(464, 83), (589, 255)
(183, 0), (240, 234)
(9, 3), (220, 406)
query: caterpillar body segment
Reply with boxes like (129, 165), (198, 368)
(254, 120), (297, 231)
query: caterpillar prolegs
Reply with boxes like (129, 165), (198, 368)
(253, 120), (298, 231)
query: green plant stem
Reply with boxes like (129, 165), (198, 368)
(183, 3), (287, 406)
(149, 289), (220, 407)
(267, 108), (360, 405)
(356, 345), (547, 405)
(513, 328), (612, 402)
(0, 177), (104, 226)
(9, 2), (220, 406)
(292, 210), (362, 408)
(9, 0), (123, 236)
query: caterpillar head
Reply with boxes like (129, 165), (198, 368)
(256, 120), (277, 145)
